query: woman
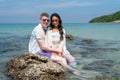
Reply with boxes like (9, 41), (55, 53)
(45, 13), (79, 75)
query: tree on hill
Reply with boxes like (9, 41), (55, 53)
(89, 11), (120, 23)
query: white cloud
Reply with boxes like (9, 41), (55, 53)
(36, 1), (97, 10)
(75, 2), (97, 7)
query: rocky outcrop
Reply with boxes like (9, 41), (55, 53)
(66, 34), (73, 40)
(82, 39), (97, 44)
(7, 53), (66, 80)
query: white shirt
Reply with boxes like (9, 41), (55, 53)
(29, 24), (45, 54)
(45, 29), (66, 52)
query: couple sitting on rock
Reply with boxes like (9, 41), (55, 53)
(28, 12), (79, 75)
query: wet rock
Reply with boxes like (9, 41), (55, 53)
(7, 53), (66, 80)
(66, 34), (73, 40)
(82, 39), (97, 44)
(95, 72), (120, 80)
(83, 60), (114, 72)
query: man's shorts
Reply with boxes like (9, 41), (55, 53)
(37, 50), (51, 58)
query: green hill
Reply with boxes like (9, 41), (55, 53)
(89, 11), (120, 23)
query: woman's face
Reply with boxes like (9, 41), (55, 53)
(52, 16), (59, 27)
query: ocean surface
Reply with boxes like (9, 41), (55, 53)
(0, 23), (120, 80)
(0, 23), (120, 40)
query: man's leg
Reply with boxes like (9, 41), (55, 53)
(37, 50), (51, 58)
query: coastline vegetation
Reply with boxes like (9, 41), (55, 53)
(89, 11), (120, 23)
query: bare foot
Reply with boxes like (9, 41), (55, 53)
(72, 70), (90, 79)
(72, 70), (80, 75)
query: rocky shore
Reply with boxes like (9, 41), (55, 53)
(7, 53), (66, 80)
(112, 20), (120, 23)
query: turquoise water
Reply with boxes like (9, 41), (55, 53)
(0, 23), (120, 80)
(0, 23), (36, 36)
(0, 23), (120, 40)
(63, 23), (120, 40)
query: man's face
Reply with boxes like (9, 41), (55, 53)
(40, 16), (49, 28)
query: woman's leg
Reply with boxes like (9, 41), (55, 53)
(63, 50), (77, 68)
(62, 50), (75, 63)
(51, 55), (79, 75)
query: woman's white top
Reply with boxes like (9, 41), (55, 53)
(45, 29), (66, 52)
(51, 32), (60, 42)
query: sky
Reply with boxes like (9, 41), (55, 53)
(0, 0), (120, 23)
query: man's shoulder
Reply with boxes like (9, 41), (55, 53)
(35, 24), (42, 29)
(33, 24), (42, 31)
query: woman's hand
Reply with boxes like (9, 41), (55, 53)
(58, 53), (62, 57)
(56, 47), (63, 53)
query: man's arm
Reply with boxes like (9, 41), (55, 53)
(37, 39), (63, 53)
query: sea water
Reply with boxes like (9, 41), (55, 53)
(0, 23), (120, 40)
(0, 23), (120, 80)
(64, 23), (120, 41)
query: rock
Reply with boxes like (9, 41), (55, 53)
(66, 34), (73, 40)
(7, 53), (66, 80)
(83, 60), (114, 72)
(112, 20), (120, 23)
(82, 39), (96, 44)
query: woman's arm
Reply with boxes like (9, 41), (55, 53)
(61, 29), (67, 52)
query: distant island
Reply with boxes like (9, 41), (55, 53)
(89, 11), (120, 23)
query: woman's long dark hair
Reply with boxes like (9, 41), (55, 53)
(49, 13), (64, 41)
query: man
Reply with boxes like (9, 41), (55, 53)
(29, 12), (62, 57)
